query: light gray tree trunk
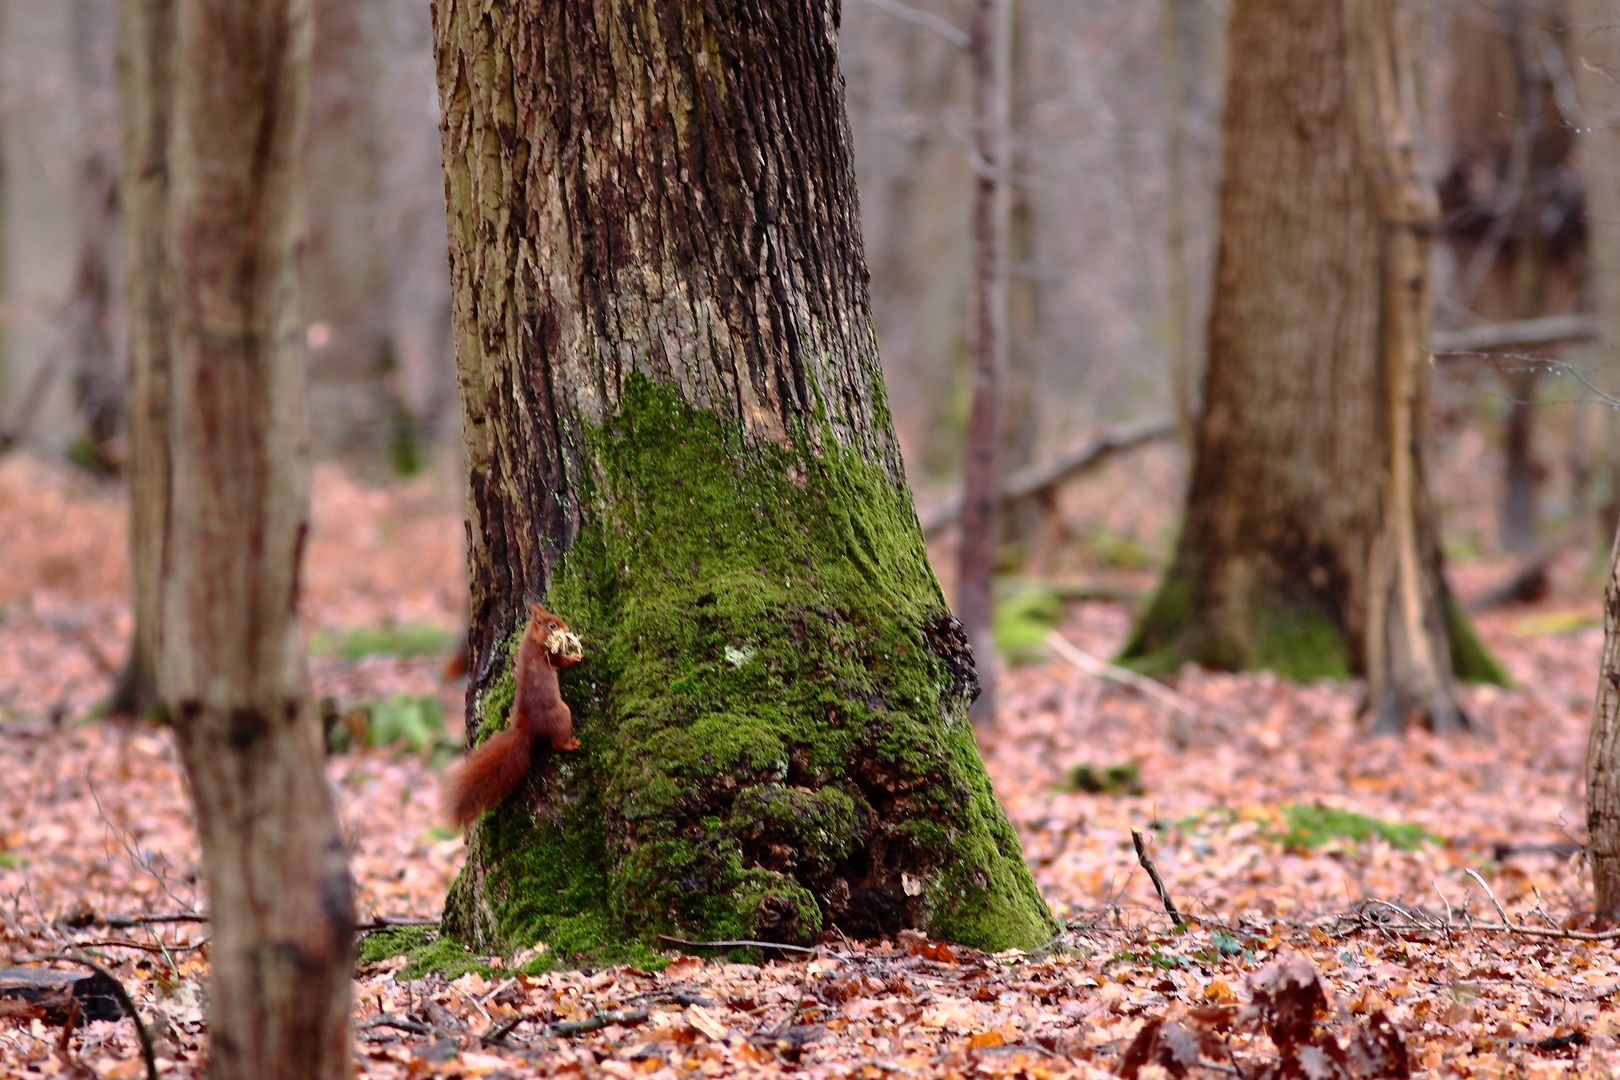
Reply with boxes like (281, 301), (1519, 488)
(155, 1), (354, 1075)
(1575, 0), (1620, 917)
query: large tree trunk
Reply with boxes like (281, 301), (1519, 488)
(1122, 0), (1503, 731)
(433, 0), (1054, 957)
(1576, 0), (1620, 917)
(110, 0), (173, 720)
(155, 2), (354, 1076)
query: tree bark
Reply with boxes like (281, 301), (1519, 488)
(1589, 526), (1620, 916)
(960, 0), (1013, 726)
(1575, 0), (1620, 916)
(1573, 0), (1620, 543)
(156, 2), (354, 1076)
(1122, 0), (1503, 730)
(1162, 0), (1193, 448)
(110, 0), (173, 720)
(70, 0), (122, 456)
(433, 0), (1054, 958)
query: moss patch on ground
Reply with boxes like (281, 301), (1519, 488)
(439, 377), (1055, 966)
(1268, 802), (1436, 852)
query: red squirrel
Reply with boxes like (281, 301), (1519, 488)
(441, 604), (583, 828)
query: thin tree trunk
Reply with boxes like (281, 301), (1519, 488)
(960, 0), (1012, 726)
(70, 0), (121, 455)
(1575, 0), (1620, 916)
(433, 0), (1053, 957)
(156, 2), (353, 1076)
(1589, 526), (1620, 916)
(997, 3), (1042, 563)
(1495, 2), (1548, 556)
(1162, 0), (1193, 448)
(1574, 0), (1620, 544)
(110, 0), (174, 720)
(1123, 0), (1503, 729)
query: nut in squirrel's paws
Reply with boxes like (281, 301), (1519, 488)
(545, 626), (583, 662)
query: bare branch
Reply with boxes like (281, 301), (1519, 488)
(1046, 631), (1204, 721)
(851, 0), (969, 49)
(1431, 314), (1598, 354)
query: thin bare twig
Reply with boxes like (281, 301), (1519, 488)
(657, 934), (817, 955)
(1340, 896), (1620, 942)
(102, 914), (210, 927)
(88, 778), (199, 915)
(1465, 868), (1515, 926)
(1047, 632), (1203, 720)
(1130, 828), (1183, 926)
(852, 0), (969, 49)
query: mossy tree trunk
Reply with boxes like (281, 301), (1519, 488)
(156, 2), (354, 1076)
(433, 0), (1054, 959)
(1121, 0), (1503, 732)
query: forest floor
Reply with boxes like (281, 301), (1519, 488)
(0, 448), (1616, 1079)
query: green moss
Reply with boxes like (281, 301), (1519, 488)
(1122, 564), (1350, 681)
(1445, 592), (1510, 686)
(310, 623), (457, 662)
(1118, 572), (1194, 675)
(993, 581), (1063, 667)
(1064, 762), (1144, 796)
(1249, 604), (1350, 682)
(1268, 802), (1436, 851)
(356, 925), (493, 981)
(438, 376), (1055, 966)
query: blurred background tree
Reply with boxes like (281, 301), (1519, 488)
(0, 0), (1616, 730)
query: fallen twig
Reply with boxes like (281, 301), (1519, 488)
(1130, 828), (1183, 926)
(657, 934), (817, 955)
(102, 914), (210, 927)
(547, 1007), (650, 1037)
(1341, 897), (1620, 942)
(1046, 632), (1203, 720)
(71, 937), (206, 955)
(21, 952), (156, 1080)
(362, 1013), (437, 1038)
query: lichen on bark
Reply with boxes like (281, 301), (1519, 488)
(442, 378), (1055, 962)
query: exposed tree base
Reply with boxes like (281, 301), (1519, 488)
(1120, 569), (1351, 683)
(439, 381), (1056, 965)
(1121, 564), (1507, 729)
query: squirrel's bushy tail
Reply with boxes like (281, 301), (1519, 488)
(441, 726), (533, 828)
